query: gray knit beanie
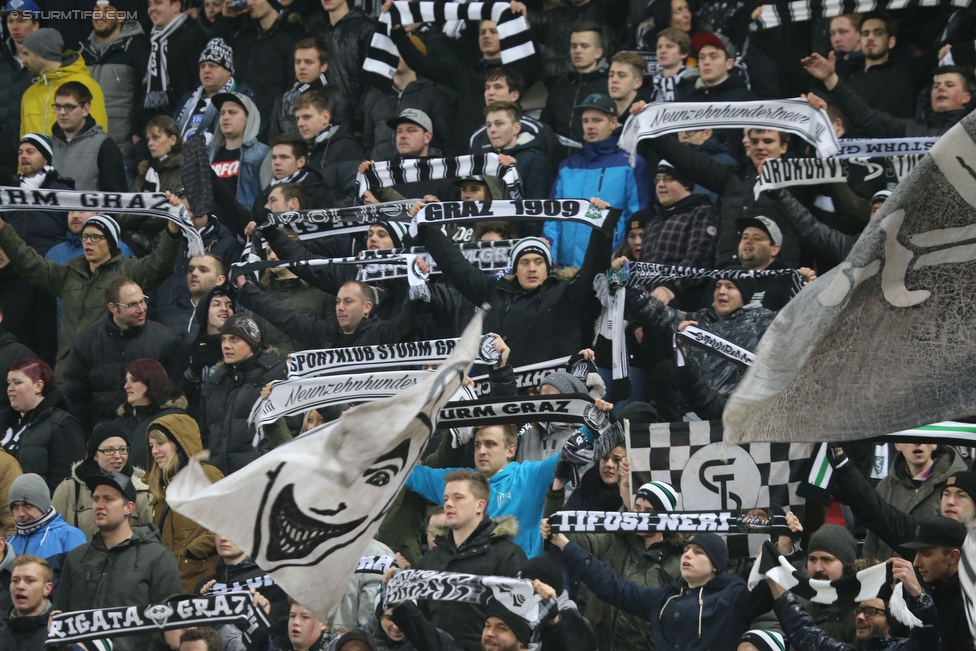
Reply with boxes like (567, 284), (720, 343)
(23, 28), (63, 62)
(8, 473), (51, 512)
(807, 524), (857, 567)
(541, 371), (588, 396)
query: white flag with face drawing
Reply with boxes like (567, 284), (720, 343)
(166, 311), (484, 622)
(724, 112), (976, 445)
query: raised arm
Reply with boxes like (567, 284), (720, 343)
(765, 189), (856, 261)
(417, 224), (496, 305)
(236, 282), (334, 349)
(0, 220), (68, 297)
(635, 134), (735, 197)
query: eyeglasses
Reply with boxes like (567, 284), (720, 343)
(855, 606), (887, 618)
(114, 296), (149, 309)
(80, 233), (106, 243)
(52, 102), (82, 112)
(97, 446), (129, 456)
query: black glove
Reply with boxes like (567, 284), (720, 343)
(827, 444), (849, 469)
(554, 457), (575, 482)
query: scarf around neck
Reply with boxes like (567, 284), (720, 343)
(271, 168), (309, 186)
(19, 165), (54, 189)
(15, 506), (57, 536)
(145, 12), (188, 109)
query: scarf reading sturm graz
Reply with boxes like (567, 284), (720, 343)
(46, 593), (271, 645)
(383, 570), (556, 632)
(288, 335), (499, 379)
(547, 509), (788, 535)
(257, 200), (415, 241)
(468, 356), (571, 396)
(365, 2), (534, 85)
(0, 187), (205, 257)
(435, 394), (615, 437)
(356, 154), (523, 199)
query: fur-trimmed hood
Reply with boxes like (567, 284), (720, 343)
(68, 459), (149, 491)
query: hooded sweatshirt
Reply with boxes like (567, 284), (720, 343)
(144, 413), (224, 592)
(20, 52), (108, 137)
(208, 93), (270, 211)
(81, 20), (149, 145)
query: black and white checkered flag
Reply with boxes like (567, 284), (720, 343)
(625, 420), (810, 558)
(365, 1), (535, 85)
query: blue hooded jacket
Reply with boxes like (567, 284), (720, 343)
(545, 135), (650, 267)
(9, 510), (87, 587)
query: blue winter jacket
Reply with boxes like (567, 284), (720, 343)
(405, 453), (559, 558)
(545, 135), (650, 267)
(557, 540), (753, 651)
(9, 511), (87, 587)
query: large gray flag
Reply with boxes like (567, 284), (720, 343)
(166, 311), (483, 622)
(724, 114), (976, 444)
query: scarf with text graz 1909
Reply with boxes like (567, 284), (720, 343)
(46, 593), (271, 645)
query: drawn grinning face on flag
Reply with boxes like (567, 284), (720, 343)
(251, 438), (414, 570)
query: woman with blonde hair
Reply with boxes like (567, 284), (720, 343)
(145, 413), (224, 592)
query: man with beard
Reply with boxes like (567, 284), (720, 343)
(797, 525), (859, 643)
(181, 286), (233, 419)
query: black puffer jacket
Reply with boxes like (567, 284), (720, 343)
(200, 349), (285, 475)
(306, 124), (365, 207)
(541, 62), (610, 141)
(767, 189), (855, 262)
(636, 135), (801, 269)
(417, 516), (527, 651)
(179, 286), (228, 421)
(418, 213), (616, 367)
(315, 7), (376, 129)
(3, 170), (72, 256)
(832, 77), (968, 138)
(0, 38), (31, 139)
(0, 602), (52, 651)
(626, 288), (776, 399)
(0, 388), (86, 493)
(0, 330), (35, 410)
(63, 314), (184, 435)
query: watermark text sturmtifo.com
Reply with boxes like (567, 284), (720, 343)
(6, 9), (140, 20)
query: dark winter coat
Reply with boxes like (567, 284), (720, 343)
(63, 315), (184, 435)
(237, 282), (417, 349)
(846, 58), (925, 120)
(769, 189), (855, 261)
(417, 516), (527, 651)
(561, 532), (682, 651)
(772, 589), (941, 651)
(134, 17), (208, 132)
(926, 570), (974, 651)
(417, 213), (615, 367)
(502, 137), (553, 199)
(81, 21), (150, 144)
(627, 288), (776, 398)
(0, 602), (52, 651)
(685, 137), (737, 207)
(200, 349), (285, 474)
(113, 396), (189, 470)
(3, 170), (72, 256)
(0, 267), (57, 367)
(565, 465), (624, 513)
(638, 194), (719, 294)
(0, 388), (86, 494)
(832, 77), (969, 138)
(251, 276), (334, 359)
(541, 62), (610, 142)
(55, 525), (183, 651)
(558, 539), (754, 651)
(636, 135), (801, 269)
(0, 38), (32, 139)
(0, 331), (34, 411)
(213, 12), (304, 120)
(306, 124), (365, 207)
(365, 601), (456, 651)
(315, 7), (376, 127)
(469, 115), (563, 179)
(131, 152), (183, 193)
(363, 77), (454, 160)
(529, 0), (626, 84)
(269, 74), (328, 139)
(198, 556), (290, 638)
(389, 27), (538, 154)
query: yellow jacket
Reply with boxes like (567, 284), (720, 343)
(20, 52), (108, 137)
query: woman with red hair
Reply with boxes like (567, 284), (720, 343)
(115, 358), (187, 469)
(1, 358), (85, 492)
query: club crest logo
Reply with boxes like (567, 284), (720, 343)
(144, 604), (173, 626)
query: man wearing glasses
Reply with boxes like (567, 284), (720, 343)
(0, 213), (182, 380)
(63, 276), (182, 435)
(50, 80), (127, 191)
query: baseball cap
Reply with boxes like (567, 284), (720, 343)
(452, 175), (487, 188)
(736, 215), (782, 247)
(692, 32), (737, 58)
(573, 93), (616, 116)
(1, 0), (40, 16)
(86, 471), (138, 504)
(386, 108), (433, 132)
(901, 515), (966, 549)
(212, 92), (249, 115)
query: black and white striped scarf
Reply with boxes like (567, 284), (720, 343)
(365, 2), (534, 84)
(753, 0), (974, 29)
(652, 65), (691, 102)
(623, 262), (806, 293)
(257, 200), (415, 240)
(357, 153), (522, 199)
(18, 165), (55, 190)
(676, 325), (756, 368)
(144, 13), (187, 109)
(270, 168), (309, 186)
(15, 506), (56, 536)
